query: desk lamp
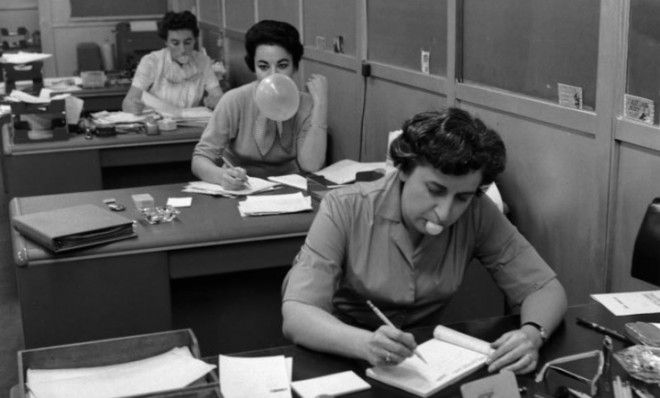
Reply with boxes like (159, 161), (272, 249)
(631, 197), (660, 285)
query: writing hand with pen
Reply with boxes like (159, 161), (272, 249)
(219, 156), (250, 190)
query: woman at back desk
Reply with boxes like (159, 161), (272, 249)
(282, 108), (567, 374)
(122, 11), (223, 114)
(192, 20), (327, 189)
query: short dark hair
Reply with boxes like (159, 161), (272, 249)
(158, 11), (199, 40)
(389, 108), (506, 186)
(244, 20), (304, 72)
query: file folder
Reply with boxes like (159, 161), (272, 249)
(12, 204), (136, 253)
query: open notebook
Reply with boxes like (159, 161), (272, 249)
(366, 325), (493, 397)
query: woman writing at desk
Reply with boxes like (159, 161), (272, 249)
(282, 108), (567, 374)
(192, 20), (327, 189)
(122, 11), (223, 114)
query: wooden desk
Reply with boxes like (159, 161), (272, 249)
(0, 125), (203, 198)
(221, 304), (660, 398)
(9, 184), (316, 348)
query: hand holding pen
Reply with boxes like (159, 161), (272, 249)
(220, 155), (250, 190)
(366, 300), (429, 366)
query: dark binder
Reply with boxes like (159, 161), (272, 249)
(12, 204), (136, 253)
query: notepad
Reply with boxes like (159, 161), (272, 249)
(219, 354), (292, 398)
(366, 325), (493, 397)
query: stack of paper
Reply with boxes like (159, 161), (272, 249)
(237, 192), (312, 217)
(315, 159), (390, 185)
(267, 174), (308, 191)
(183, 178), (279, 197)
(142, 91), (212, 127)
(0, 51), (52, 64)
(26, 347), (215, 398)
(91, 111), (147, 124)
(219, 354), (292, 398)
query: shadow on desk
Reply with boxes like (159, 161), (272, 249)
(171, 266), (291, 356)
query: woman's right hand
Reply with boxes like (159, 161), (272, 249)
(364, 325), (418, 366)
(219, 166), (248, 190)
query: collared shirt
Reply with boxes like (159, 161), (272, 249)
(193, 81), (319, 178)
(131, 48), (219, 109)
(282, 171), (557, 329)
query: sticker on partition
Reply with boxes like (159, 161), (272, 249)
(624, 94), (654, 125)
(557, 83), (583, 110)
(315, 36), (326, 51)
(421, 50), (430, 74)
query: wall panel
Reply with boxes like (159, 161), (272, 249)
(225, 0), (254, 31)
(610, 142), (660, 292)
(460, 104), (605, 303)
(361, 79), (445, 162)
(301, 61), (362, 163)
(257, 0), (299, 29)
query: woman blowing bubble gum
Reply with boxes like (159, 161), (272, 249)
(192, 20), (327, 189)
(282, 108), (567, 374)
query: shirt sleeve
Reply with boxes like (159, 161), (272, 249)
(192, 89), (239, 163)
(282, 193), (348, 313)
(473, 196), (557, 306)
(131, 53), (157, 91)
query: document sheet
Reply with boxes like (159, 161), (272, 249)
(237, 192), (312, 216)
(219, 354), (292, 398)
(291, 371), (371, 398)
(591, 290), (660, 316)
(183, 178), (279, 197)
(315, 159), (389, 185)
(26, 346), (215, 398)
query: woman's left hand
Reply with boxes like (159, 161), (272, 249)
(487, 328), (542, 374)
(306, 74), (328, 106)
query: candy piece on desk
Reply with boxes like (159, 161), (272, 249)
(132, 193), (154, 210)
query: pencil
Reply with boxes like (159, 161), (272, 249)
(220, 155), (250, 188)
(366, 300), (429, 365)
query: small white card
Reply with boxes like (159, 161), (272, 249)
(558, 83), (583, 110)
(167, 197), (192, 208)
(291, 371), (371, 398)
(624, 94), (654, 124)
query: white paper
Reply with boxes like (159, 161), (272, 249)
(268, 174), (308, 191)
(0, 51), (52, 64)
(315, 159), (388, 185)
(624, 94), (654, 124)
(219, 355), (291, 398)
(65, 96), (84, 124)
(91, 111), (147, 124)
(591, 290), (660, 316)
(291, 371), (370, 398)
(167, 197), (192, 207)
(26, 347), (215, 398)
(183, 178), (279, 197)
(237, 192), (312, 217)
(129, 20), (158, 32)
(557, 83), (583, 110)
(6, 89), (50, 104)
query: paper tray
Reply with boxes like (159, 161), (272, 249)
(17, 329), (220, 398)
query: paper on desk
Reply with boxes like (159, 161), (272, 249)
(591, 290), (660, 316)
(219, 354), (292, 398)
(26, 346), (215, 398)
(5, 89), (50, 104)
(268, 174), (308, 191)
(91, 111), (147, 124)
(65, 95), (84, 124)
(315, 159), (389, 185)
(291, 371), (371, 398)
(237, 192), (312, 217)
(183, 178), (279, 197)
(0, 51), (52, 64)
(167, 197), (192, 207)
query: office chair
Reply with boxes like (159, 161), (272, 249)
(17, 26), (28, 48)
(631, 197), (660, 286)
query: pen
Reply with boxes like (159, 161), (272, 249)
(221, 155), (250, 188)
(576, 317), (633, 344)
(366, 300), (429, 365)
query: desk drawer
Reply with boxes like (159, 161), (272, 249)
(168, 236), (306, 279)
(100, 142), (196, 167)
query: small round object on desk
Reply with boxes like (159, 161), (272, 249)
(157, 118), (177, 132)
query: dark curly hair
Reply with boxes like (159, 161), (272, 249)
(158, 11), (199, 40)
(244, 20), (304, 72)
(389, 108), (506, 187)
